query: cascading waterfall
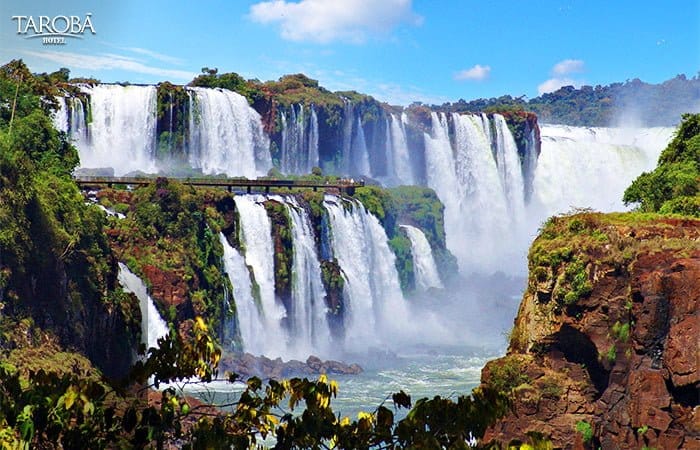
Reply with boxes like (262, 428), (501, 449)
(188, 87), (271, 178)
(323, 195), (410, 349)
(493, 114), (526, 221)
(533, 124), (674, 216)
(280, 105), (320, 174)
(52, 96), (69, 133)
(388, 113), (414, 185)
(423, 112), (462, 262)
(400, 225), (443, 290)
(233, 195), (287, 357)
(308, 106), (320, 172)
(284, 197), (332, 357)
(74, 85), (159, 175)
(117, 263), (169, 350)
(352, 115), (371, 177)
(219, 233), (267, 356)
(56, 84), (272, 177)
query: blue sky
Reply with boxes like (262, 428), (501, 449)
(1, 0), (698, 105)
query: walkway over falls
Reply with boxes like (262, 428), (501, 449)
(73, 176), (365, 195)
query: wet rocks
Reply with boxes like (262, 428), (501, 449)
(220, 353), (362, 380)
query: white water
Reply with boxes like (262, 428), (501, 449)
(233, 195), (287, 357)
(533, 124), (674, 216)
(323, 196), (410, 350)
(422, 113), (463, 267)
(400, 225), (443, 290)
(219, 233), (267, 355)
(352, 115), (371, 177)
(493, 114), (526, 221)
(285, 197), (333, 357)
(389, 113), (414, 185)
(188, 87), (271, 178)
(52, 97), (68, 133)
(308, 106), (320, 171)
(117, 263), (169, 350)
(280, 104), (320, 174)
(74, 85), (158, 175)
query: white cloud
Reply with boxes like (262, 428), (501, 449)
(537, 77), (578, 95)
(249, 0), (422, 44)
(552, 58), (584, 75)
(537, 59), (585, 94)
(454, 64), (491, 81)
(22, 50), (195, 81)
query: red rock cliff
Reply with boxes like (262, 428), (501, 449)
(479, 213), (699, 449)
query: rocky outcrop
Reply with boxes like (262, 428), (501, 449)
(220, 353), (362, 380)
(479, 213), (700, 449)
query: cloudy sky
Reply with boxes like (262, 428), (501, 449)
(1, 0), (697, 105)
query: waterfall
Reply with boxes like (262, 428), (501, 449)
(75, 85), (158, 175)
(493, 114), (526, 221)
(323, 195), (409, 349)
(352, 115), (371, 176)
(219, 233), (267, 355)
(188, 87), (271, 178)
(117, 263), (169, 350)
(341, 101), (354, 174)
(52, 96), (68, 132)
(533, 124), (674, 216)
(389, 113), (414, 185)
(233, 195), (288, 357)
(279, 105), (319, 175)
(285, 198), (332, 357)
(308, 106), (320, 172)
(400, 225), (443, 290)
(423, 112), (462, 262)
(280, 104), (305, 174)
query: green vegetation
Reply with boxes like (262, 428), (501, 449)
(575, 420), (594, 443)
(264, 199), (293, 307)
(485, 356), (531, 395)
(189, 67), (265, 105)
(623, 113), (700, 216)
(100, 179), (234, 337)
(155, 82), (190, 161)
(0, 60), (138, 378)
(611, 321), (630, 343)
(441, 74), (700, 126)
(1, 313), (511, 448)
(352, 185), (457, 292)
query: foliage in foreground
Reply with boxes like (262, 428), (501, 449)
(0, 317), (511, 449)
(623, 113), (700, 216)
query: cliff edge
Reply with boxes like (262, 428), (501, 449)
(479, 212), (699, 449)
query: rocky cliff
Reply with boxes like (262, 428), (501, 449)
(479, 212), (699, 449)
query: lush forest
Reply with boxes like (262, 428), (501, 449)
(439, 74), (700, 127)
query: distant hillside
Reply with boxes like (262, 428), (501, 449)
(439, 74), (700, 127)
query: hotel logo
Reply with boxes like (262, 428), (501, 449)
(12, 13), (96, 45)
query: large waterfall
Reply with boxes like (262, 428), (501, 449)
(533, 125), (673, 216)
(323, 195), (410, 350)
(55, 84), (675, 274)
(60, 85), (271, 177)
(188, 87), (271, 178)
(219, 233), (266, 355)
(70, 85), (159, 174)
(219, 194), (411, 358)
(285, 197), (333, 356)
(233, 195), (287, 356)
(117, 263), (169, 350)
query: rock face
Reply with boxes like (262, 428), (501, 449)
(220, 353), (362, 380)
(479, 214), (700, 449)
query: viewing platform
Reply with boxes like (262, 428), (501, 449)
(73, 176), (365, 195)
